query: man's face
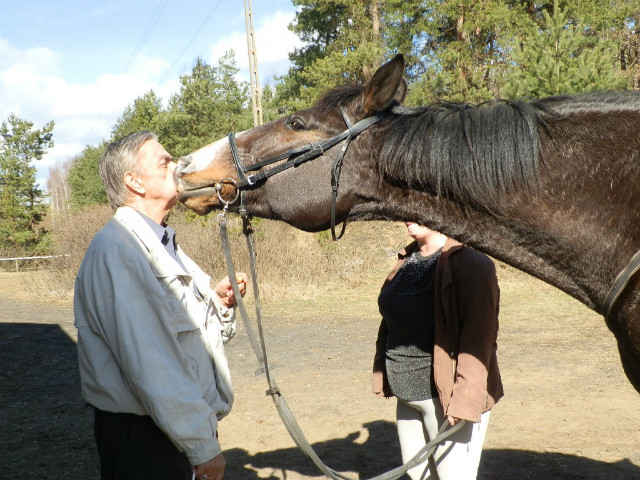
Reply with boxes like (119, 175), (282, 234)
(134, 139), (178, 207)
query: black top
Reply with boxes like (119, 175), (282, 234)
(378, 248), (441, 401)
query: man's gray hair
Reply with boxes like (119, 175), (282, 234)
(99, 131), (158, 209)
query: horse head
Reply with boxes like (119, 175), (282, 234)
(175, 55), (407, 231)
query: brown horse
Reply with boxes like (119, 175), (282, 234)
(175, 54), (640, 393)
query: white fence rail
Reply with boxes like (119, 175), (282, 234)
(0, 255), (70, 272)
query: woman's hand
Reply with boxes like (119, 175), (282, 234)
(371, 371), (388, 398)
(447, 415), (462, 426)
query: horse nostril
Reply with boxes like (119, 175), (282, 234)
(176, 156), (192, 175)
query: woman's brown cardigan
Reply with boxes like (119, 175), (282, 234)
(373, 238), (504, 422)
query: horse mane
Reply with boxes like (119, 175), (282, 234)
(378, 99), (544, 205)
(375, 90), (640, 206)
(311, 84), (640, 206)
(536, 90), (640, 115)
(315, 85), (365, 115)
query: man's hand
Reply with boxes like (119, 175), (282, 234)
(193, 452), (225, 480)
(215, 273), (249, 308)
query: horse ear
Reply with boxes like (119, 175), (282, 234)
(362, 54), (406, 114)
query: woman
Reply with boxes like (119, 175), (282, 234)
(372, 222), (503, 480)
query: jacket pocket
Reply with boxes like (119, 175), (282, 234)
(158, 275), (202, 332)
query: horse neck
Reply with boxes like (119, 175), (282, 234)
(370, 184), (626, 312)
(364, 107), (640, 313)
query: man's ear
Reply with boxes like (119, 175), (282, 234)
(124, 171), (145, 194)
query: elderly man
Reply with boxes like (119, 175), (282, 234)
(74, 131), (246, 480)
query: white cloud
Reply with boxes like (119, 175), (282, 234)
(0, 38), (60, 72)
(209, 10), (301, 82)
(0, 40), (179, 188)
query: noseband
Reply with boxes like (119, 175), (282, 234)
(221, 106), (383, 240)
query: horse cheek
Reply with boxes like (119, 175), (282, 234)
(261, 178), (332, 231)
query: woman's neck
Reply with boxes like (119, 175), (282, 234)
(418, 233), (447, 256)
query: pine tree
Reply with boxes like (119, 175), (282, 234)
(503, 2), (627, 98)
(0, 114), (54, 253)
(111, 91), (163, 140)
(157, 53), (252, 158)
(67, 143), (109, 208)
(277, 0), (386, 110)
(282, 0), (638, 106)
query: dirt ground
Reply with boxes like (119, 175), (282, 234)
(1, 267), (640, 480)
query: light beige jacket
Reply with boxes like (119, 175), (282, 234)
(74, 206), (234, 465)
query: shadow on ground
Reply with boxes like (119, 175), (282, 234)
(1, 321), (638, 480)
(0, 322), (97, 480)
(224, 428), (640, 480)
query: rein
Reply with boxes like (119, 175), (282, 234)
(214, 107), (465, 478)
(216, 204), (466, 480)
(224, 106), (383, 240)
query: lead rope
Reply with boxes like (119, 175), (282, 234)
(220, 129), (465, 480)
(216, 204), (466, 480)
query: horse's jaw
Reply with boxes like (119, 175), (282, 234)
(176, 187), (219, 215)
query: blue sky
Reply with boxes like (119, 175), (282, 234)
(0, 0), (300, 188)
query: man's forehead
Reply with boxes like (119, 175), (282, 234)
(138, 139), (171, 159)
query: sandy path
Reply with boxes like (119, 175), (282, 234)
(1, 268), (639, 479)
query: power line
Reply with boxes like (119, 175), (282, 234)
(81, 0), (219, 147)
(122, 0), (168, 73)
(161, 2), (221, 83)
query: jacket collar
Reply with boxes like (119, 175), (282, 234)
(442, 237), (463, 253)
(114, 206), (189, 277)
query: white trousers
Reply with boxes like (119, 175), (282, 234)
(396, 398), (490, 480)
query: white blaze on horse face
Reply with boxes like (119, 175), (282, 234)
(178, 130), (249, 175)
(178, 137), (228, 175)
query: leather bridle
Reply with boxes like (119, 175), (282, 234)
(601, 249), (640, 319)
(217, 106), (383, 240)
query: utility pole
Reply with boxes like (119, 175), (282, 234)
(244, 0), (263, 126)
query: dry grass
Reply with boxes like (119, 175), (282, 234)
(10, 205), (581, 324)
(13, 205), (410, 313)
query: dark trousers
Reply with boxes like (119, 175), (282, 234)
(93, 407), (192, 480)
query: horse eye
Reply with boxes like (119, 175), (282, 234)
(287, 116), (306, 131)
